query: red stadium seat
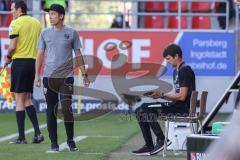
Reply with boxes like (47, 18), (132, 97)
(5, 14), (13, 27)
(168, 2), (188, 12)
(191, 2), (211, 12)
(144, 2), (164, 12)
(168, 16), (187, 29)
(144, 16), (164, 28)
(191, 16), (211, 29)
(0, 16), (2, 27)
(214, 2), (220, 12)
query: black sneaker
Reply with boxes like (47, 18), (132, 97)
(132, 145), (153, 156)
(150, 139), (172, 155)
(46, 143), (59, 153)
(32, 134), (44, 143)
(67, 140), (79, 152)
(9, 139), (27, 144)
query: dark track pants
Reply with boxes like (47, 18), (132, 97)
(43, 77), (74, 144)
(135, 102), (188, 148)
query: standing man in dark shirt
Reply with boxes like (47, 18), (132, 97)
(132, 43), (196, 156)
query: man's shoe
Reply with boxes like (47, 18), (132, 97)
(150, 139), (172, 155)
(32, 134), (44, 143)
(67, 140), (79, 152)
(9, 139), (27, 144)
(46, 143), (59, 153)
(132, 145), (153, 156)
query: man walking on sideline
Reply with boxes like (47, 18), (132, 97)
(4, 0), (44, 144)
(35, 4), (90, 153)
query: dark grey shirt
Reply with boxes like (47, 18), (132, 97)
(38, 26), (81, 78)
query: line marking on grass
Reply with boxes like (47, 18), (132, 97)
(88, 135), (122, 139)
(48, 135), (120, 152)
(59, 136), (87, 151)
(81, 152), (105, 155)
(0, 119), (63, 142)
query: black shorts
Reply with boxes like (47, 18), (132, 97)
(11, 59), (35, 93)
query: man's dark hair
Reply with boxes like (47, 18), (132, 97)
(13, 0), (27, 14)
(163, 43), (182, 58)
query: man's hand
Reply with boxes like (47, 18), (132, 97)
(4, 56), (12, 67)
(147, 91), (164, 99)
(34, 76), (41, 87)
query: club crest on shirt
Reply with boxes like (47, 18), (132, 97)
(64, 33), (70, 40)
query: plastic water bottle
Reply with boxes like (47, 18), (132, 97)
(173, 134), (180, 155)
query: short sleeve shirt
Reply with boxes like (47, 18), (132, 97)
(38, 27), (82, 78)
(9, 15), (42, 59)
(173, 62), (196, 108)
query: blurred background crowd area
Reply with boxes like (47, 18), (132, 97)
(0, 0), (239, 30)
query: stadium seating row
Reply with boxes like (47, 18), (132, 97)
(144, 15), (211, 29)
(142, 2), (221, 29)
(144, 2), (219, 12)
(0, 2), (220, 29)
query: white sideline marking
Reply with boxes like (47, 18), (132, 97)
(88, 135), (121, 139)
(82, 152), (105, 155)
(0, 119), (63, 142)
(59, 136), (87, 151)
(54, 135), (119, 153)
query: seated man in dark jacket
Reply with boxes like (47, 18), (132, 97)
(132, 43), (196, 156)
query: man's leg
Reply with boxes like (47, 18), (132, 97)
(10, 93), (26, 144)
(15, 93), (25, 140)
(60, 95), (78, 152)
(150, 104), (188, 155)
(133, 102), (167, 155)
(147, 108), (165, 142)
(60, 94), (74, 142)
(9, 59), (29, 144)
(43, 78), (59, 145)
(24, 93), (44, 143)
(59, 77), (78, 152)
(135, 103), (156, 149)
(136, 102), (167, 146)
(24, 93), (41, 136)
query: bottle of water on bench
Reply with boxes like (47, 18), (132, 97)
(173, 134), (180, 155)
